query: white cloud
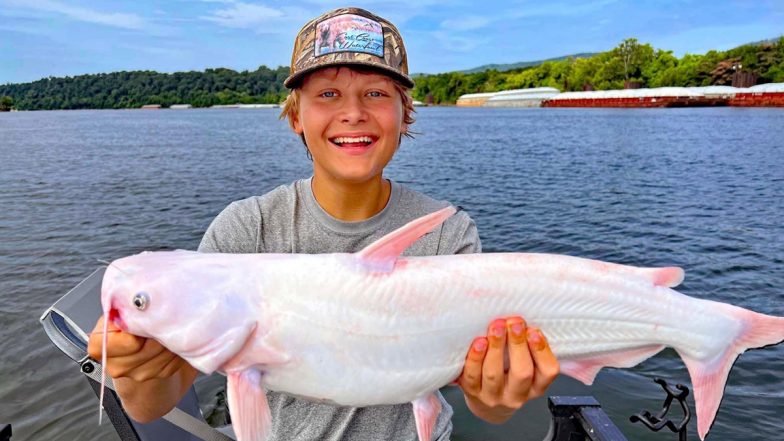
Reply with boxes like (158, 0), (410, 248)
(436, 0), (615, 34)
(3, 0), (145, 29)
(119, 44), (184, 57)
(0, 24), (47, 36)
(441, 16), (491, 31)
(430, 30), (490, 53)
(300, 0), (452, 6)
(650, 23), (782, 57)
(201, 2), (284, 29)
(508, 0), (618, 19)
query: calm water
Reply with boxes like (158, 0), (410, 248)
(1, 107), (782, 440)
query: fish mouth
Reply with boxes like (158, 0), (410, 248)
(107, 305), (127, 331)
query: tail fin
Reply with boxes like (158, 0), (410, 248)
(678, 309), (784, 440)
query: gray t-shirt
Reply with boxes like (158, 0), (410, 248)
(198, 178), (481, 441)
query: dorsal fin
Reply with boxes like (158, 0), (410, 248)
(356, 206), (457, 272)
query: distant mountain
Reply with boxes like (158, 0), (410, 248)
(459, 53), (599, 74)
(744, 37), (783, 46)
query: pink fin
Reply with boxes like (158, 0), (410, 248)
(639, 266), (685, 287)
(356, 206), (457, 272)
(227, 369), (271, 441)
(560, 345), (665, 385)
(678, 308), (784, 440)
(412, 392), (442, 441)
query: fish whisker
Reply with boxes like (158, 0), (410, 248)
(89, 330), (121, 336)
(96, 258), (130, 276)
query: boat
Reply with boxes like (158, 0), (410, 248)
(456, 92), (496, 107)
(483, 88), (561, 108)
(543, 87), (708, 108)
(729, 83), (784, 107)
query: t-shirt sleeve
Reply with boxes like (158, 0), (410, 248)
(438, 210), (482, 255)
(198, 198), (262, 253)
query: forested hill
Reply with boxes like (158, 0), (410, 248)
(1, 37), (783, 110)
(457, 53), (598, 74)
(0, 66), (290, 110)
(414, 37), (784, 104)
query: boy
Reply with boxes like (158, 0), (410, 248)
(88, 7), (558, 440)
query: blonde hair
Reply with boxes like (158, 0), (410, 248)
(279, 69), (416, 157)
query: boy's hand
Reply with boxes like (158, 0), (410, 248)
(86, 316), (198, 423)
(457, 316), (559, 424)
(87, 316), (188, 382)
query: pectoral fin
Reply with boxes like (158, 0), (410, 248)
(411, 392), (442, 441)
(227, 369), (270, 441)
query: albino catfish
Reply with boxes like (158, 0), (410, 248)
(99, 206), (784, 441)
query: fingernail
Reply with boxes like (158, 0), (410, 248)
(473, 338), (487, 352)
(511, 323), (524, 336)
(528, 328), (546, 350)
(492, 325), (505, 338)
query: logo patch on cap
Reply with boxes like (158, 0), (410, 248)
(315, 14), (384, 58)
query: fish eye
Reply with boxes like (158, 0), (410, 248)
(133, 292), (149, 310)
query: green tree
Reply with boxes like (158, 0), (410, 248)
(613, 38), (653, 82)
(644, 50), (679, 87)
(0, 95), (13, 111)
(566, 56), (602, 90)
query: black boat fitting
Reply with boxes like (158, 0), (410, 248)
(629, 377), (691, 441)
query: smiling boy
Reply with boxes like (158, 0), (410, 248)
(88, 7), (558, 440)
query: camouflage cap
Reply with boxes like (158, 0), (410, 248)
(283, 7), (414, 89)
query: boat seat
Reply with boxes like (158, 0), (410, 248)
(40, 267), (234, 441)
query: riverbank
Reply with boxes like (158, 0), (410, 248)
(457, 83), (784, 108)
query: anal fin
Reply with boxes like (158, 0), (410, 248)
(412, 392), (442, 441)
(227, 369), (271, 441)
(560, 345), (665, 385)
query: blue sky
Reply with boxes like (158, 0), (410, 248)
(1, 0), (782, 84)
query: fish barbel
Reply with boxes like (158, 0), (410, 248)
(99, 206), (784, 441)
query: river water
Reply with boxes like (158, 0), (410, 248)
(1, 107), (782, 440)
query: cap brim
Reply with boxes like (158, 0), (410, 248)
(284, 61), (415, 89)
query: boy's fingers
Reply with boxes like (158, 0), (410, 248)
(505, 317), (534, 402)
(87, 316), (144, 359)
(107, 338), (167, 379)
(459, 337), (488, 396)
(127, 349), (179, 382)
(158, 354), (189, 379)
(481, 319), (507, 397)
(110, 332), (147, 357)
(526, 328), (560, 399)
(87, 316), (108, 359)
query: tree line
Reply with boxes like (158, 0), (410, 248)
(1, 37), (783, 110)
(0, 66), (290, 110)
(414, 37), (784, 104)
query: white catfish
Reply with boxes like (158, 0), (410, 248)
(99, 206), (784, 441)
